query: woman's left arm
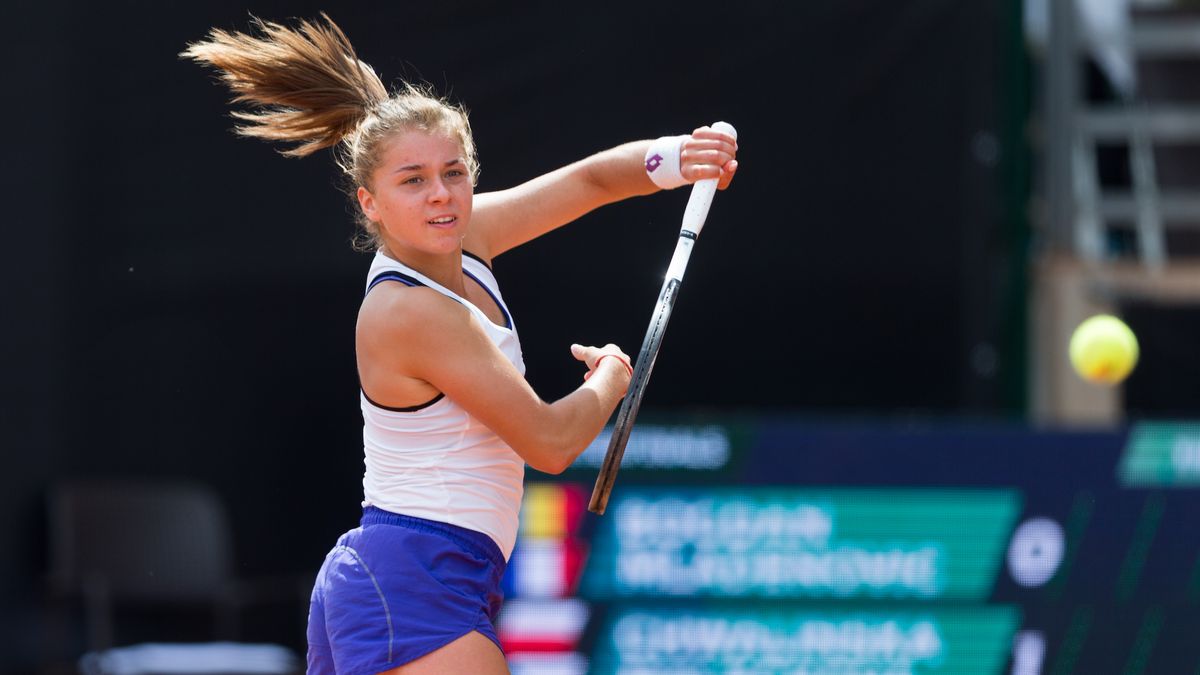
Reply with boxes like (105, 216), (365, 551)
(465, 126), (738, 261)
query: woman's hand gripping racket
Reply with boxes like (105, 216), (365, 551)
(588, 121), (737, 515)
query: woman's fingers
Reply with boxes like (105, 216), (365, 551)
(680, 127), (738, 187)
(718, 159), (739, 190)
(571, 343), (630, 373)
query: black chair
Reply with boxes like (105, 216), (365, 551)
(45, 478), (303, 674)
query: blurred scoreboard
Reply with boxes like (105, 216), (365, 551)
(497, 416), (1200, 674)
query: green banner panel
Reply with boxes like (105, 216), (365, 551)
(581, 488), (1021, 600)
(1119, 421), (1200, 487)
(590, 604), (1021, 674)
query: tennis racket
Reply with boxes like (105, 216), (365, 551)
(588, 121), (737, 515)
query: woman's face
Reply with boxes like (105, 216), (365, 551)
(358, 130), (473, 257)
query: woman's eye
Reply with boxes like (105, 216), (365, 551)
(446, 169), (464, 179)
(403, 176), (423, 185)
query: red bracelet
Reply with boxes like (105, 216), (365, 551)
(596, 354), (633, 378)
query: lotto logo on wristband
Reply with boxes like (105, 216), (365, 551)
(644, 135), (688, 190)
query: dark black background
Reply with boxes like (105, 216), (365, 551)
(4, 0), (1037, 667)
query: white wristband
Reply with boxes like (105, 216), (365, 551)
(644, 134), (689, 190)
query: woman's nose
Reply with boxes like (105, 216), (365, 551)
(428, 178), (451, 203)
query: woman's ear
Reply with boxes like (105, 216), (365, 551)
(357, 185), (379, 223)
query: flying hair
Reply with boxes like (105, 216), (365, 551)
(182, 13), (479, 249)
(181, 13), (389, 158)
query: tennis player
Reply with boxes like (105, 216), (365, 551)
(183, 14), (737, 675)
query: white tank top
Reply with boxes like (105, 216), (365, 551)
(359, 251), (526, 559)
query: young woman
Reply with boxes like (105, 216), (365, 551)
(183, 14), (737, 675)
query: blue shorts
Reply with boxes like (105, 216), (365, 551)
(306, 507), (507, 675)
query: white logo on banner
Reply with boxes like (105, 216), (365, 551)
(1007, 518), (1064, 587)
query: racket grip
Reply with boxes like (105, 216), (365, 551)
(680, 121), (737, 237)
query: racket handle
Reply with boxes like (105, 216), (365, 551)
(680, 121), (737, 238)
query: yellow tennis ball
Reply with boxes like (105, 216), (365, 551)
(1069, 314), (1139, 385)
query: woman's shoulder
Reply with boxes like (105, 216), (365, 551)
(358, 281), (472, 342)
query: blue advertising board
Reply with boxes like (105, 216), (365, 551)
(497, 417), (1200, 674)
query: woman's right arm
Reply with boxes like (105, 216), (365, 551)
(357, 284), (631, 474)
(465, 127), (738, 263)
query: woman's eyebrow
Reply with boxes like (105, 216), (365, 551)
(393, 159), (464, 174)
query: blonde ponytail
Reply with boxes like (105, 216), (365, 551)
(183, 13), (479, 249)
(182, 13), (386, 157)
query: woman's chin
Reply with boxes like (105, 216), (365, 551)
(433, 234), (465, 253)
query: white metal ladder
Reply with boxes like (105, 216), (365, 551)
(1068, 6), (1200, 269)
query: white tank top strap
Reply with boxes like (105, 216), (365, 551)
(366, 251), (516, 334)
(461, 250), (499, 289)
